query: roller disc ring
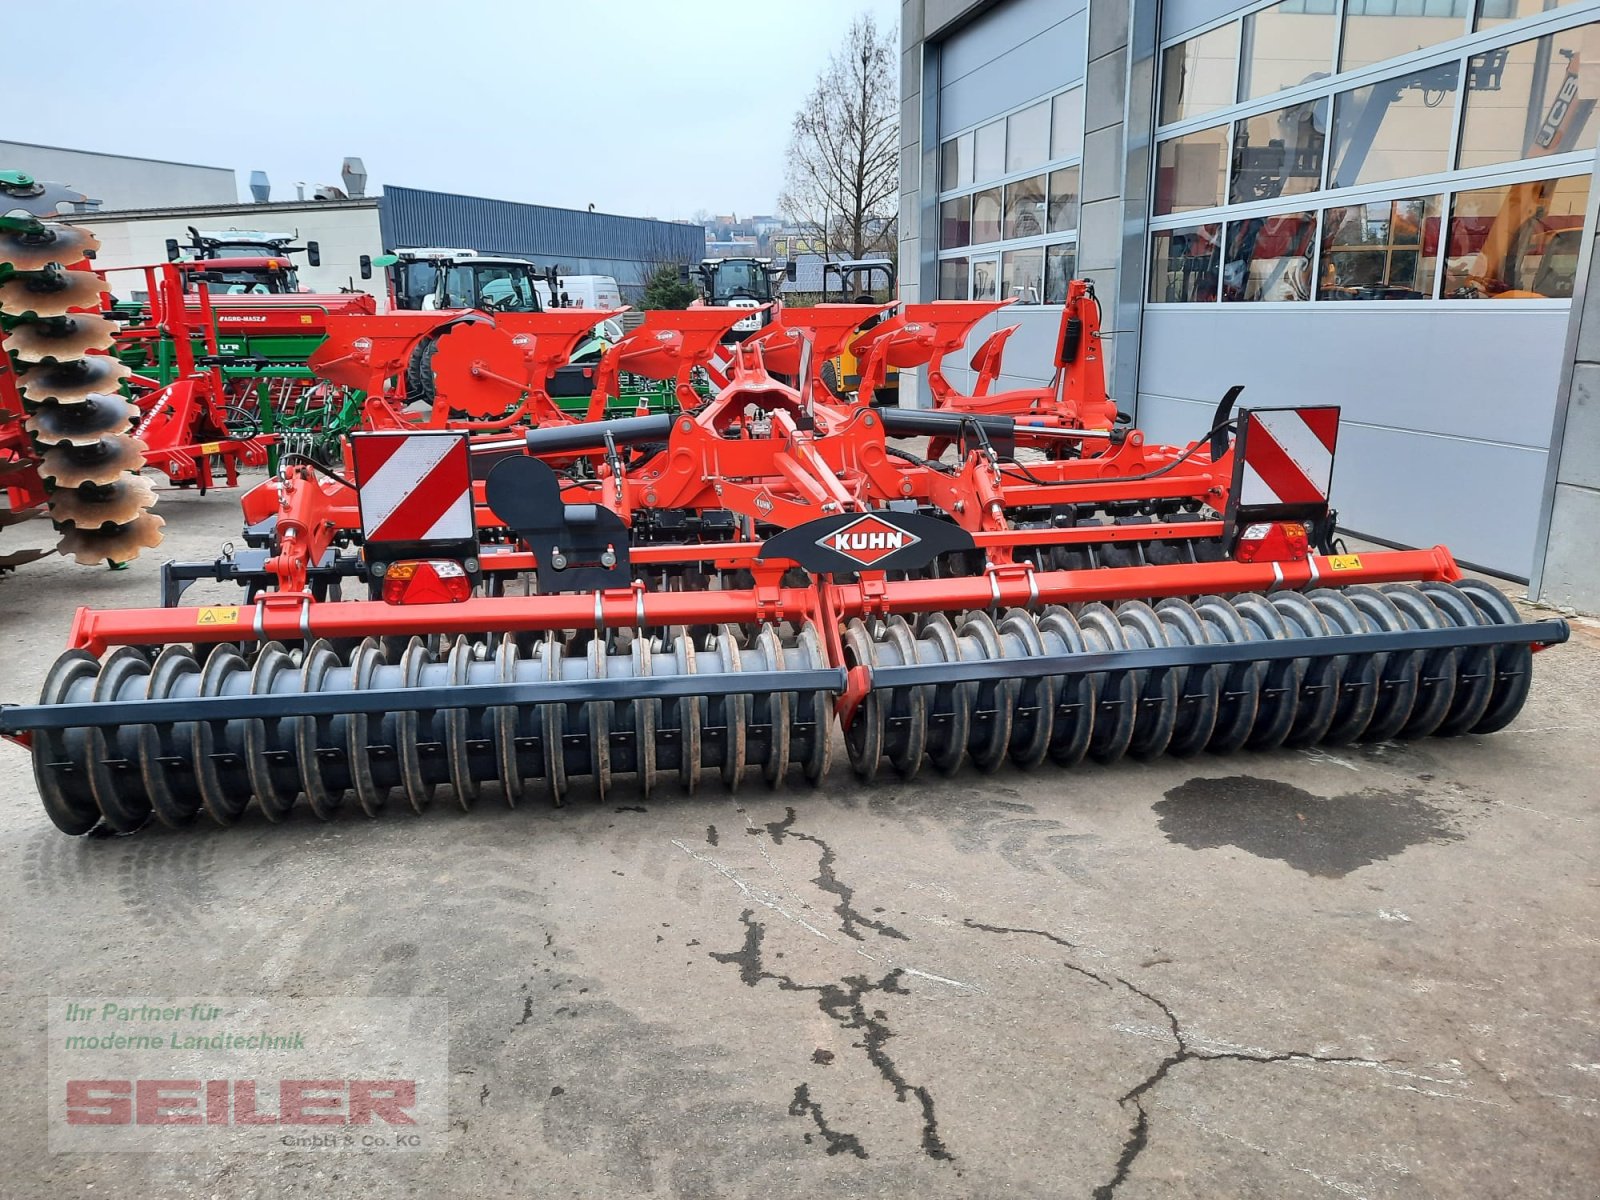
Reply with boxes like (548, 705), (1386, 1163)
(396, 638), (436, 815)
(494, 638), (525, 807)
(296, 640), (345, 820)
(1416, 583), (1495, 735)
(1116, 601), (1179, 760)
(1233, 594), (1302, 751)
(1455, 580), (1534, 734)
(245, 643), (301, 822)
(1078, 605), (1136, 764)
(921, 612), (968, 775)
(842, 620), (884, 781)
(193, 646), (253, 826)
(757, 626), (791, 786)
(347, 639), (389, 817)
(32, 651), (104, 834)
(882, 616), (927, 779)
(960, 611), (1014, 773)
(588, 636), (613, 802)
(717, 626), (748, 789)
(540, 636), (569, 807)
(86, 648), (154, 833)
(139, 646), (203, 828)
(1153, 599), (1220, 756)
(1381, 586), (1456, 739)
(1268, 591), (1342, 749)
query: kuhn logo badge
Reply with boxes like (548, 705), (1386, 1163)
(818, 515), (920, 566)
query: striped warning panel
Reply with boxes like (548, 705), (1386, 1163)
(1237, 407), (1339, 509)
(704, 345), (734, 391)
(350, 432), (474, 544)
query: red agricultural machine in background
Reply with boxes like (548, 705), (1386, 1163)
(0, 288), (1567, 831)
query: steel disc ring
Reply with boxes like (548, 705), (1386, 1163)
(494, 637), (524, 807)
(717, 626), (748, 789)
(139, 645), (203, 828)
(33, 651), (103, 834)
(1078, 604), (1136, 764)
(396, 637), (435, 814)
(347, 639), (388, 816)
(920, 612), (968, 775)
(757, 625), (791, 786)
(85, 647), (154, 832)
(193, 645), (253, 826)
(960, 610), (1014, 773)
(1038, 607), (1095, 767)
(296, 640), (345, 820)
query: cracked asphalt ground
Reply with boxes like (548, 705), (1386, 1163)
(1, 486), (1598, 1198)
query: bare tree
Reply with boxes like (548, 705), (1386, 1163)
(780, 13), (899, 261)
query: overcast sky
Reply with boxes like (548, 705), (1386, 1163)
(16, 0), (901, 220)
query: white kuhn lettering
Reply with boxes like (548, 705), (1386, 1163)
(828, 529), (906, 553)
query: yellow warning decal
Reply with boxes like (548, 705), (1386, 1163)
(1327, 555), (1363, 571)
(196, 606), (241, 626)
(300, 314), (314, 324)
(199, 441), (222, 455)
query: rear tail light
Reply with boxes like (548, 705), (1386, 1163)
(1234, 521), (1309, 564)
(381, 559), (472, 605)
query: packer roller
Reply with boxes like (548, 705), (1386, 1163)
(0, 312), (1568, 834)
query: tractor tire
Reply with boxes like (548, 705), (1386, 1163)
(404, 333), (441, 407)
(819, 359), (843, 400)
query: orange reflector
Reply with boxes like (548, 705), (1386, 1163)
(381, 559), (471, 605)
(1234, 521), (1309, 564)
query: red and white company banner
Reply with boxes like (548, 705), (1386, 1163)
(1238, 407), (1338, 508)
(351, 433), (474, 544)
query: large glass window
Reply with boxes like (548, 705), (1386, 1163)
(975, 120), (1006, 180)
(1240, 0), (1338, 102)
(1160, 22), (1240, 125)
(1341, 0), (1473, 75)
(1002, 248), (1045, 304)
(939, 258), (970, 299)
(1155, 124), (1231, 215)
(1004, 175), (1047, 239)
(1231, 98), (1327, 204)
(1319, 194), (1442, 299)
(1051, 88), (1085, 159)
(1007, 101), (1052, 172)
(1443, 174), (1589, 298)
(973, 256), (1000, 301)
(1477, 0), (1583, 30)
(1048, 166), (1080, 233)
(1459, 22), (1600, 169)
(1150, 223), (1222, 302)
(972, 187), (1003, 242)
(941, 196), (971, 249)
(1045, 244), (1077, 304)
(941, 132), (974, 189)
(1223, 211), (1318, 301)
(1330, 62), (1459, 188)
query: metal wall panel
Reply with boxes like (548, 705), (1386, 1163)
(938, 0), (1088, 133)
(1136, 306), (1570, 574)
(378, 186), (705, 291)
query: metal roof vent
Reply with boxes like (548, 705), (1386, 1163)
(249, 170), (270, 203)
(341, 157), (367, 198)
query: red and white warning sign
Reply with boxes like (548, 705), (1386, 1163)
(816, 513), (922, 567)
(351, 431), (474, 544)
(704, 345), (734, 391)
(1236, 407), (1339, 509)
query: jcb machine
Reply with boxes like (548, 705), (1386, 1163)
(816, 257), (898, 404)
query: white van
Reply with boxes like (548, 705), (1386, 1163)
(557, 275), (623, 309)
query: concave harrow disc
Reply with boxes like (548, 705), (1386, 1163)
(25, 394), (138, 444)
(39, 436), (149, 486)
(48, 474), (157, 527)
(5, 313), (119, 362)
(0, 222), (100, 271)
(0, 268), (109, 318)
(19, 580), (1535, 835)
(54, 511), (165, 567)
(17, 355), (131, 404)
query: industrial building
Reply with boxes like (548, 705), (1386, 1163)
(4, 144), (703, 303)
(900, 0), (1600, 596)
